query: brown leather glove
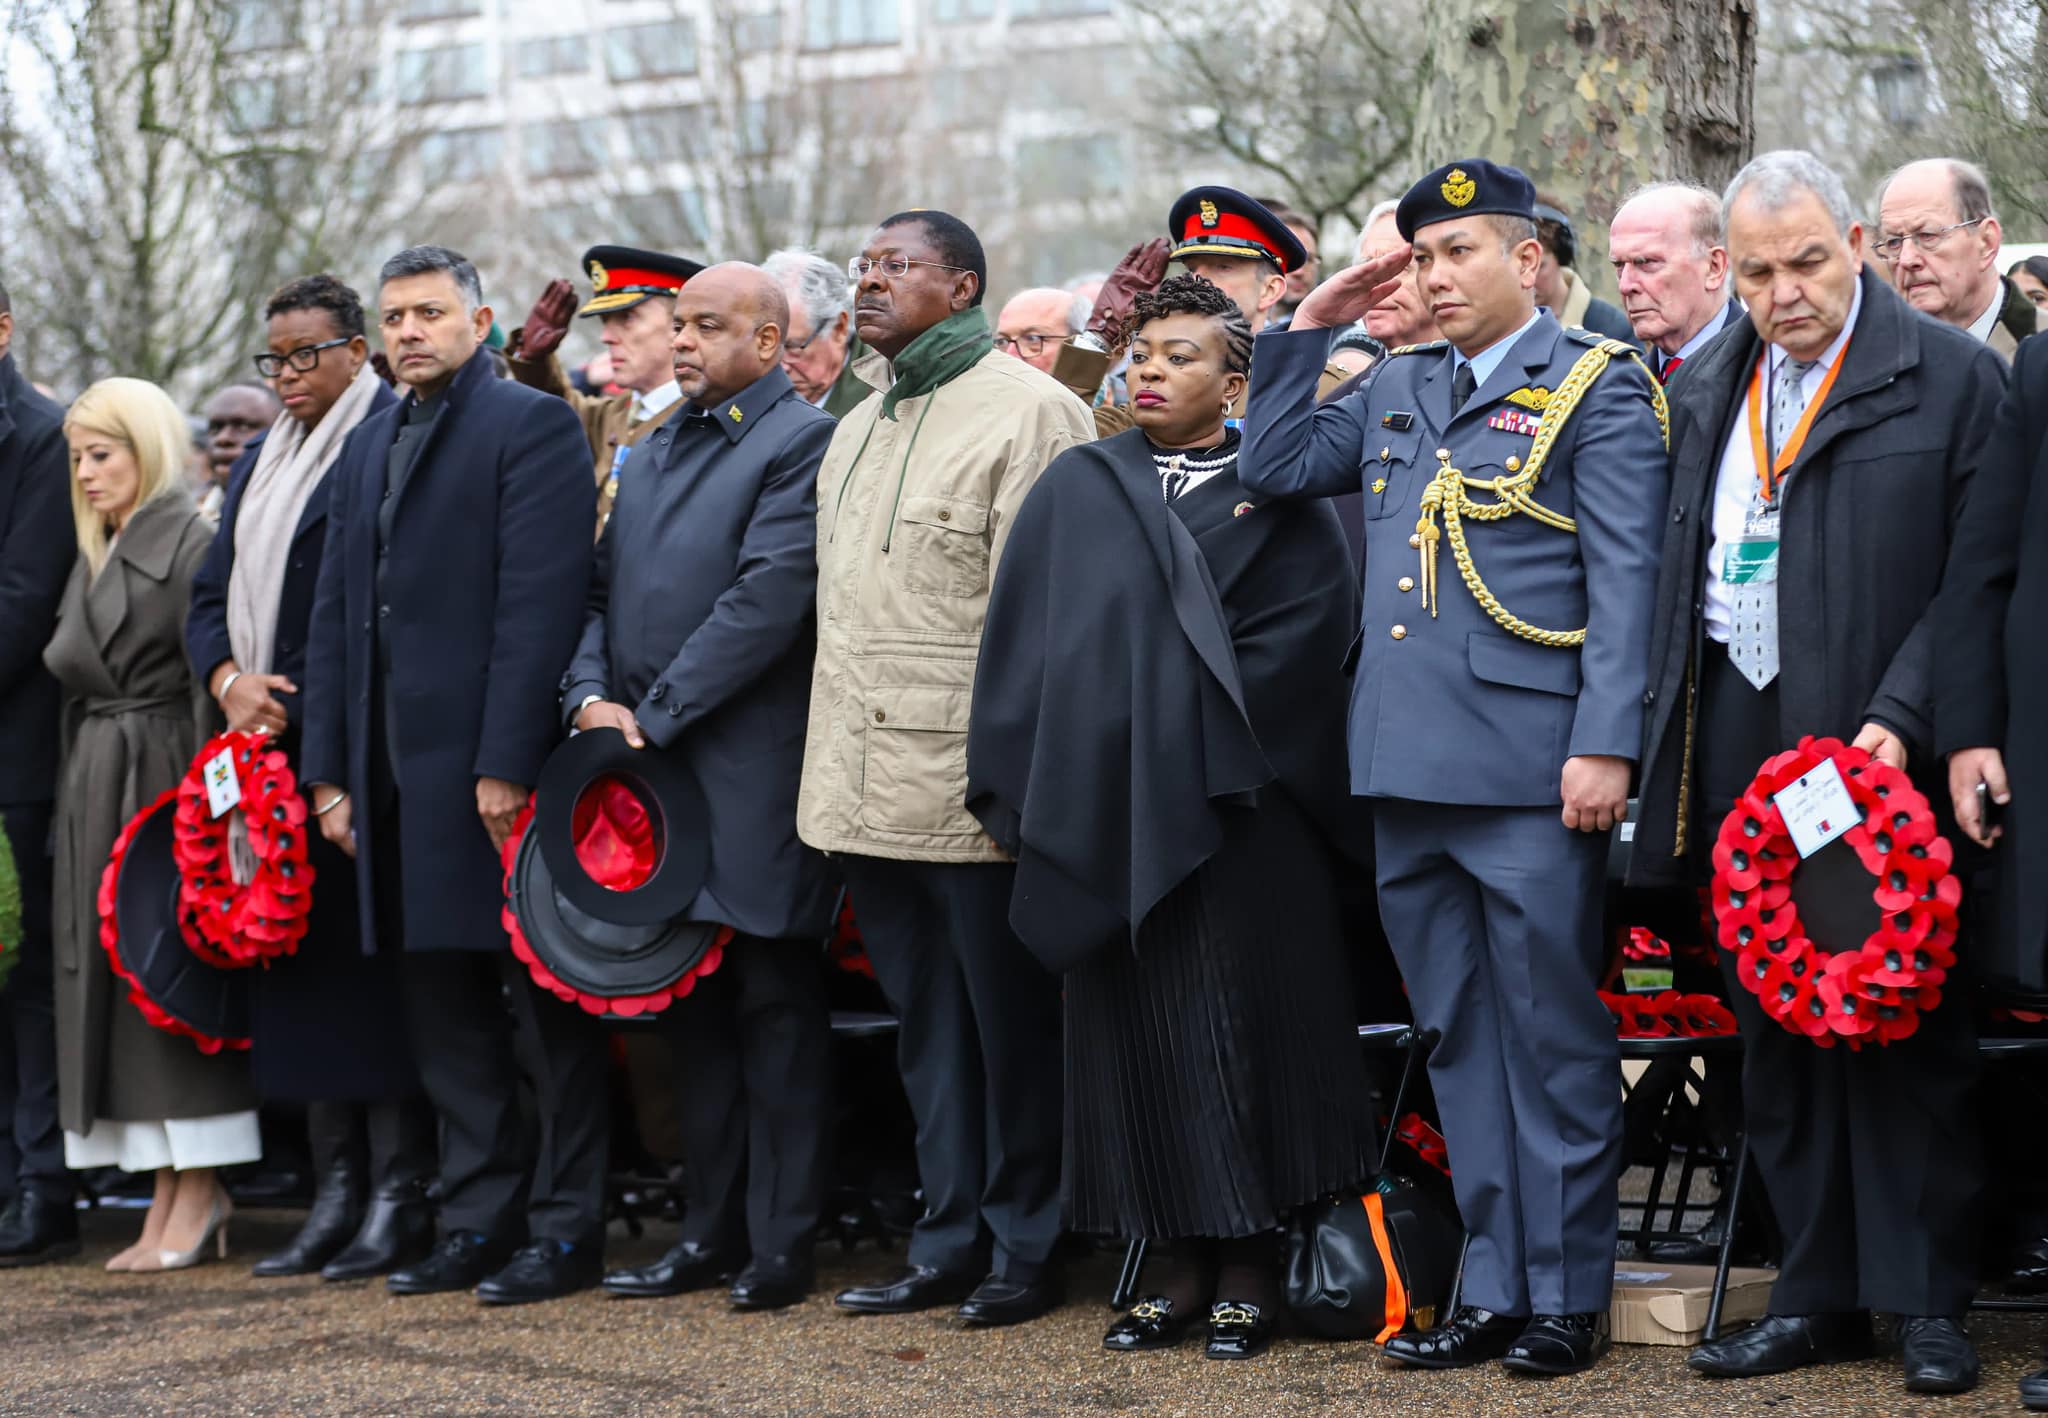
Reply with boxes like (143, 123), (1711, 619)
(1087, 238), (1173, 342)
(369, 351), (398, 387)
(513, 278), (577, 362)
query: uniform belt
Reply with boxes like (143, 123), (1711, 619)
(81, 693), (185, 718)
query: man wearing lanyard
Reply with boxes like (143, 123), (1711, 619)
(1630, 151), (2006, 1395)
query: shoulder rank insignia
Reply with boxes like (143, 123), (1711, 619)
(1233, 500), (1255, 517)
(1487, 409), (1542, 436)
(1387, 340), (1449, 357)
(1381, 411), (1414, 430)
(1562, 326), (1610, 349)
(728, 404), (743, 423)
(1504, 386), (1550, 410)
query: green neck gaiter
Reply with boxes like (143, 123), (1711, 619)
(880, 305), (992, 421)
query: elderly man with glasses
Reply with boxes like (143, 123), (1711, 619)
(797, 209), (1092, 1330)
(1877, 158), (2043, 362)
(764, 248), (869, 418)
(993, 288), (1089, 375)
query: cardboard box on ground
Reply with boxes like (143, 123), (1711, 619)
(1610, 1264), (1776, 1346)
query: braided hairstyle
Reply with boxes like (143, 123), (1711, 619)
(1124, 273), (1254, 374)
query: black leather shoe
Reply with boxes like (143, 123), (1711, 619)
(729, 1257), (813, 1311)
(957, 1271), (1063, 1327)
(475, 1238), (604, 1306)
(387, 1231), (514, 1295)
(1205, 1299), (1276, 1360)
(603, 1240), (742, 1299)
(1688, 1312), (1872, 1377)
(1383, 1306), (1529, 1369)
(322, 1186), (434, 1281)
(2020, 1363), (2048, 1410)
(1899, 1316), (1978, 1395)
(0, 1191), (80, 1269)
(1103, 1296), (1198, 1353)
(834, 1264), (979, 1314)
(1500, 1312), (1611, 1376)
(2006, 1236), (2048, 1295)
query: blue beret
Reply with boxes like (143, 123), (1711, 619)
(1395, 160), (1538, 241)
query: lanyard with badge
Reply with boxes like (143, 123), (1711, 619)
(1723, 336), (1850, 587)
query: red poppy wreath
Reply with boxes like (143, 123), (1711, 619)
(1711, 735), (1960, 1049)
(171, 731), (315, 967)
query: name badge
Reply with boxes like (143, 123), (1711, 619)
(203, 746), (242, 820)
(1776, 757), (1860, 859)
(1722, 538), (1779, 586)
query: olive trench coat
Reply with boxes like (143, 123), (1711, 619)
(44, 492), (251, 1136)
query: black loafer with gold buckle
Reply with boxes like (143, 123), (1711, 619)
(1205, 1299), (1275, 1360)
(1103, 1295), (1196, 1352)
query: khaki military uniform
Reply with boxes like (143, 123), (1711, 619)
(505, 344), (671, 533)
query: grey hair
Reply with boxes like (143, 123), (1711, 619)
(1491, 214), (1540, 251)
(762, 247), (852, 336)
(1873, 157), (1995, 225)
(1362, 198), (1402, 232)
(1619, 180), (1724, 255)
(1062, 270), (1108, 293)
(1066, 290), (1091, 333)
(1723, 150), (1856, 238)
(379, 244), (483, 311)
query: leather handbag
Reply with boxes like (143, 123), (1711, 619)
(1283, 1171), (1463, 1341)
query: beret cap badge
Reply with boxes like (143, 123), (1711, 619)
(1441, 169), (1477, 208)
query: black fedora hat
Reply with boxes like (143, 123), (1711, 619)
(106, 795), (250, 1051)
(506, 819), (727, 1021)
(533, 728), (711, 927)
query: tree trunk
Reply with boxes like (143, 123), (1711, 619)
(1411, 0), (1755, 298)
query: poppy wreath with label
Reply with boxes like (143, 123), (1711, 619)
(1599, 989), (1739, 1040)
(170, 731), (315, 967)
(1710, 735), (1959, 1048)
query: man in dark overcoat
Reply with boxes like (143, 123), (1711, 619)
(300, 245), (600, 1305)
(1628, 151), (2005, 1395)
(562, 263), (838, 1312)
(0, 283), (80, 1265)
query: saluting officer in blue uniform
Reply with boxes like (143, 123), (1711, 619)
(1241, 160), (1670, 1377)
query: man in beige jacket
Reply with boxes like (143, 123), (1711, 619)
(798, 210), (1092, 1328)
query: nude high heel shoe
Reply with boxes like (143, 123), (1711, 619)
(131, 1192), (232, 1273)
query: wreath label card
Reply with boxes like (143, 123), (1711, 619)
(1777, 757), (1858, 859)
(202, 746), (242, 820)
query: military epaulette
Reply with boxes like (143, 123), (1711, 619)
(1387, 340), (1450, 357)
(1560, 326), (1609, 348)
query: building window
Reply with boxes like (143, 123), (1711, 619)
(225, 74), (289, 132)
(224, 0), (295, 52)
(401, 0), (481, 20)
(419, 126), (503, 182)
(1010, 0), (1110, 16)
(605, 20), (697, 81)
(930, 0), (993, 20)
(804, 0), (900, 50)
(618, 190), (712, 248)
(624, 106), (698, 166)
(514, 35), (591, 79)
(399, 43), (489, 103)
(1016, 133), (1123, 200)
(733, 11), (783, 53)
(523, 118), (609, 178)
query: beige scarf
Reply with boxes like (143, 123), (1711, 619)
(227, 362), (380, 676)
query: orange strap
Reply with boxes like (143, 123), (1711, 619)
(1362, 1191), (1408, 1344)
(1745, 335), (1850, 503)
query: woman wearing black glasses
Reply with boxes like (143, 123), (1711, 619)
(185, 275), (436, 1283)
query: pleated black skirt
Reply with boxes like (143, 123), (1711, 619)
(1063, 792), (1376, 1240)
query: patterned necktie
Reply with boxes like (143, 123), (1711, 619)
(1450, 361), (1477, 416)
(1658, 355), (1683, 385)
(1727, 355), (1814, 691)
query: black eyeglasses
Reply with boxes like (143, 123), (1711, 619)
(993, 331), (1065, 356)
(253, 337), (352, 379)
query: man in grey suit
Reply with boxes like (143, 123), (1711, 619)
(560, 264), (839, 1313)
(1241, 159), (1669, 1378)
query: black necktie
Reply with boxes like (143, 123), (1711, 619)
(1451, 362), (1477, 416)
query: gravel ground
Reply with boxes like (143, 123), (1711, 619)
(0, 1208), (2041, 1417)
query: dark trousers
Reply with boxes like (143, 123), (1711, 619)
(838, 857), (1062, 1282)
(668, 935), (832, 1263)
(0, 801), (66, 1201)
(1695, 640), (1983, 1315)
(372, 754), (608, 1248)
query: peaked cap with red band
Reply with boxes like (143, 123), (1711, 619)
(578, 244), (705, 317)
(1167, 186), (1308, 275)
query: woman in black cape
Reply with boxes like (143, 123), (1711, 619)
(969, 276), (1375, 1359)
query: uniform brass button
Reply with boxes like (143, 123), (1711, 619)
(873, 709), (886, 723)
(938, 509), (951, 521)
(1397, 576), (1414, 592)
(1505, 455), (1522, 472)
(1435, 447), (1450, 460)
(1390, 625), (1407, 640)
(1379, 446), (1390, 462)
(1408, 533), (1422, 548)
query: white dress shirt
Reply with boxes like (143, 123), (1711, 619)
(633, 381), (683, 424)
(1452, 310), (1543, 391)
(1965, 282), (2003, 344)
(1703, 280), (1861, 643)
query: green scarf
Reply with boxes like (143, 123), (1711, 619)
(879, 306), (992, 421)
